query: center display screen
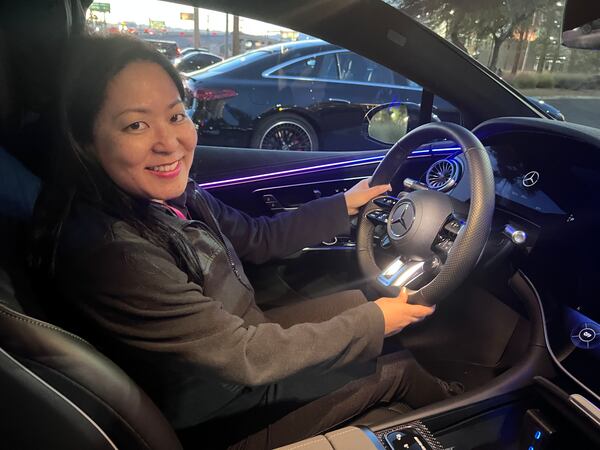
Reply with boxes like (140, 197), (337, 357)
(450, 145), (568, 217)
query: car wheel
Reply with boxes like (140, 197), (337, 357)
(252, 114), (319, 151)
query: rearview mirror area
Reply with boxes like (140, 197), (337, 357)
(562, 0), (600, 49)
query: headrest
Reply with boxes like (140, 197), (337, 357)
(0, 146), (41, 220)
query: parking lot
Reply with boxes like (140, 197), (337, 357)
(540, 96), (600, 128)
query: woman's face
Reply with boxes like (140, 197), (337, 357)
(92, 61), (197, 201)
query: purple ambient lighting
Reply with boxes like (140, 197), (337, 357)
(199, 147), (458, 190)
(432, 146), (461, 152)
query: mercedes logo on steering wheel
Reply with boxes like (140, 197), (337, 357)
(522, 171), (540, 188)
(389, 201), (415, 238)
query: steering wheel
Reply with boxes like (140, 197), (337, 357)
(357, 122), (495, 306)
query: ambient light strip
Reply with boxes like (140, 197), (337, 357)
(199, 147), (458, 190)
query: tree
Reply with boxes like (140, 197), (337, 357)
(473, 0), (546, 72)
(393, 0), (543, 71)
(394, 0), (495, 52)
(529, 0), (564, 72)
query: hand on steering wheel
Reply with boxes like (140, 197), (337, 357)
(375, 287), (436, 337)
(343, 179), (391, 215)
(357, 122), (495, 307)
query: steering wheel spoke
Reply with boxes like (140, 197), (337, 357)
(377, 257), (425, 289)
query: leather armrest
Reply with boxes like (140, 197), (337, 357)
(276, 426), (379, 450)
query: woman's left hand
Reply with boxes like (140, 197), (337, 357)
(344, 178), (392, 216)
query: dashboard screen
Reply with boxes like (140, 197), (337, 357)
(488, 146), (565, 215)
(450, 145), (568, 216)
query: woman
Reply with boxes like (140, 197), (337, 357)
(32, 35), (456, 449)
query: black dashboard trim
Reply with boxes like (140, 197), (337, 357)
(518, 270), (600, 405)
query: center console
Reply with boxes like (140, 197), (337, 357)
(277, 379), (599, 450)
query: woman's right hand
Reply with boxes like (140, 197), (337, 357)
(374, 287), (436, 337)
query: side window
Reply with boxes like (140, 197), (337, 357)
(366, 60), (395, 85)
(277, 57), (319, 78)
(276, 53), (338, 80)
(337, 52), (395, 84)
(338, 53), (369, 82)
(315, 53), (338, 80)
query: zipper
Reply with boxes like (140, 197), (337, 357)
(193, 220), (243, 280)
(156, 199), (246, 285)
(188, 191), (248, 285)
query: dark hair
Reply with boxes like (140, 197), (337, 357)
(31, 34), (203, 285)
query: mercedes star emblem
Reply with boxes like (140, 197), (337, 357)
(392, 204), (409, 230)
(389, 201), (415, 238)
(522, 170), (540, 187)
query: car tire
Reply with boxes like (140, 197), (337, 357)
(252, 114), (319, 151)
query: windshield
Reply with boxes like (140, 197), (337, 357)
(386, 0), (600, 129)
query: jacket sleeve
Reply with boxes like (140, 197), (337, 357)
(70, 237), (385, 387)
(195, 188), (351, 264)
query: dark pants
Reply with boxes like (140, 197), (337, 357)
(179, 291), (448, 449)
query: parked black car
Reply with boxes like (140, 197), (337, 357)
(184, 40), (462, 151)
(143, 39), (181, 60)
(174, 51), (222, 74)
(184, 40), (562, 151)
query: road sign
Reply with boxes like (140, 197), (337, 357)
(180, 12), (194, 20)
(149, 20), (166, 30)
(281, 31), (299, 40)
(90, 2), (110, 13)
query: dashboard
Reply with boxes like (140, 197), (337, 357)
(410, 117), (600, 402)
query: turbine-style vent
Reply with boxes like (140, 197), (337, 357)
(425, 159), (461, 192)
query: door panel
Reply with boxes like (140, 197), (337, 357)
(191, 145), (387, 213)
(190, 145), (387, 184)
(190, 144), (453, 303)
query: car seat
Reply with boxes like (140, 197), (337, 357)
(0, 15), (184, 450)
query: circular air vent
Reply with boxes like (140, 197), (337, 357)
(425, 159), (461, 192)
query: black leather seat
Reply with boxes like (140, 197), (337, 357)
(0, 270), (185, 449)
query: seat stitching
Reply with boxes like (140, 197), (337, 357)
(23, 358), (155, 450)
(0, 347), (119, 450)
(280, 436), (329, 450)
(0, 306), (91, 345)
(325, 428), (356, 439)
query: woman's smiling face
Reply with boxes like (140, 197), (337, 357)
(92, 60), (197, 201)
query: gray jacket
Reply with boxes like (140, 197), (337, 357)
(55, 181), (384, 428)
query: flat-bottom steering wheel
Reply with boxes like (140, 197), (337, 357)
(357, 122), (495, 306)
